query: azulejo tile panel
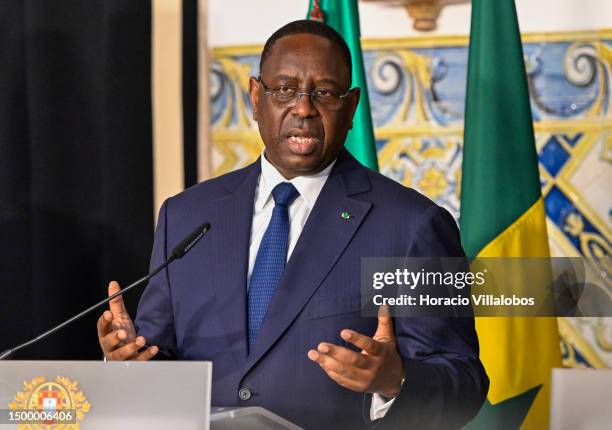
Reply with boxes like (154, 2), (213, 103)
(210, 30), (612, 368)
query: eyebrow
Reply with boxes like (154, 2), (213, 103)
(273, 75), (299, 83)
(272, 75), (344, 88)
(315, 78), (343, 87)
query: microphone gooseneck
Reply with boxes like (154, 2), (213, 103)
(0, 222), (211, 360)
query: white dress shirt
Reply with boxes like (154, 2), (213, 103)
(247, 153), (335, 287)
(248, 152), (396, 420)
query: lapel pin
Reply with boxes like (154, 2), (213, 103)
(341, 211), (351, 220)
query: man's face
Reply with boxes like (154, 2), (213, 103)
(248, 33), (360, 179)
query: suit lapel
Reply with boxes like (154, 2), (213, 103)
(242, 151), (372, 377)
(208, 161), (260, 367)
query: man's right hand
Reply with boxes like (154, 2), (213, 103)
(97, 281), (158, 361)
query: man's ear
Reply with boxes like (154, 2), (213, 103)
(248, 76), (260, 121)
(347, 87), (361, 129)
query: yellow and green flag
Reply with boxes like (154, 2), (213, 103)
(307, 0), (378, 170)
(460, 0), (562, 429)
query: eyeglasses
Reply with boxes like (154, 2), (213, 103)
(257, 77), (353, 111)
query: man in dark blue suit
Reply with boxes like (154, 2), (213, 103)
(97, 20), (488, 429)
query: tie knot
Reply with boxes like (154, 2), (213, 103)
(272, 182), (299, 207)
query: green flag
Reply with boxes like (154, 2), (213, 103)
(307, 0), (378, 170)
(460, 0), (561, 429)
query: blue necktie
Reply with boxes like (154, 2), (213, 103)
(248, 182), (299, 351)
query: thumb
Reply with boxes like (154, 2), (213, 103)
(374, 305), (395, 343)
(108, 281), (128, 316)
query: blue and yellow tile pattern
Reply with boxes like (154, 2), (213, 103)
(210, 30), (612, 369)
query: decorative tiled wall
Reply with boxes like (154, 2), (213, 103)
(210, 30), (612, 368)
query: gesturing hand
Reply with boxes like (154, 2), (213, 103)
(307, 311), (405, 398)
(97, 281), (158, 361)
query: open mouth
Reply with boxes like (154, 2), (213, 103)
(285, 132), (321, 155)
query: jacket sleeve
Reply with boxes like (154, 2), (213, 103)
(134, 198), (178, 359)
(372, 205), (489, 430)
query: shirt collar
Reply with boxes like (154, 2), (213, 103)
(257, 151), (336, 211)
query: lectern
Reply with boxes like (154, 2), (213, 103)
(0, 361), (302, 429)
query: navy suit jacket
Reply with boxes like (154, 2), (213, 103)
(135, 149), (488, 429)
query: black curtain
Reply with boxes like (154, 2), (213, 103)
(0, 1), (153, 359)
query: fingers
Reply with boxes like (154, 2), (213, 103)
(100, 327), (131, 352)
(105, 336), (158, 361)
(340, 330), (383, 356)
(96, 310), (114, 340)
(133, 345), (159, 361)
(108, 281), (128, 316)
(314, 343), (369, 369)
(309, 326), (404, 396)
(97, 287), (155, 362)
(308, 348), (367, 385)
(377, 304), (391, 318)
(111, 336), (145, 359)
(374, 313), (395, 342)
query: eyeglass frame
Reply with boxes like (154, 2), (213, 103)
(256, 76), (356, 111)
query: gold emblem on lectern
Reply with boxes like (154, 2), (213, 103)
(8, 376), (91, 429)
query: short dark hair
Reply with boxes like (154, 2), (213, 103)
(259, 19), (352, 80)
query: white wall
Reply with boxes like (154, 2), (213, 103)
(208, 0), (612, 47)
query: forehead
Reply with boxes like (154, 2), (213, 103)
(261, 33), (350, 85)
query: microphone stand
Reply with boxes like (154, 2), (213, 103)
(0, 222), (211, 360)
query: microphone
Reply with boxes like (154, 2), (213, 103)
(0, 222), (211, 360)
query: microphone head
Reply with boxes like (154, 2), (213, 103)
(172, 222), (211, 259)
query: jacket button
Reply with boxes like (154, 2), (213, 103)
(238, 387), (252, 401)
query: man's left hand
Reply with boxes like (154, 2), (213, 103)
(307, 312), (405, 398)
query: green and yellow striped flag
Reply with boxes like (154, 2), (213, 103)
(460, 0), (562, 429)
(307, 0), (378, 170)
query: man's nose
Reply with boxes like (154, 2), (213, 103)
(291, 92), (318, 118)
